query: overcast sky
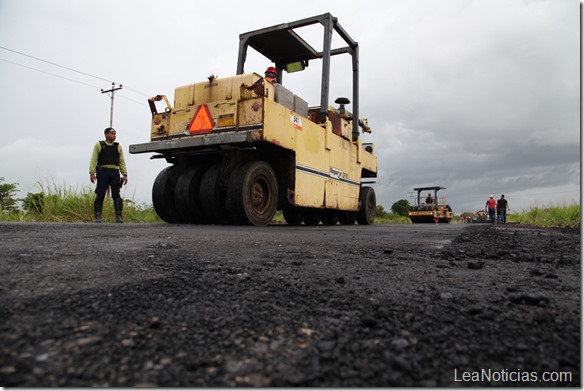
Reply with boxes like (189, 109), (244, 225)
(0, 0), (580, 215)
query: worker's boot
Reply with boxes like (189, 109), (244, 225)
(114, 198), (124, 223)
(94, 199), (103, 223)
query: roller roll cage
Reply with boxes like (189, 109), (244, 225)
(413, 186), (447, 205)
(236, 13), (361, 141)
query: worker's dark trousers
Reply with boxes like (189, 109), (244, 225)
(94, 169), (122, 222)
(498, 209), (507, 224)
(488, 208), (496, 224)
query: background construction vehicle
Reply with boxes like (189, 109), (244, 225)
(408, 186), (454, 223)
(129, 14), (377, 226)
(473, 210), (489, 223)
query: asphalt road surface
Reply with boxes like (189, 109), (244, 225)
(0, 222), (580, 386)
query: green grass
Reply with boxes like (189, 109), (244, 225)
(374, 215), (411, 224)
(1, 182), (579, 228)
(1, 182), (161, 223)
(508, 203), (580, 228)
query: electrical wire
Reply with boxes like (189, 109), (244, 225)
(0, 57), (146, 106)
(0, 45), (112, 83)
(0, 45), (151, 98)
(0, 57), (102, 89)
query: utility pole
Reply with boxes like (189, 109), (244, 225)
(101, 83), (122, 128)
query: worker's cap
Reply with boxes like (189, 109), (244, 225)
(490, 195), (494, 198)
(265, 66), (277, 78)
(104, 127), (116, 134)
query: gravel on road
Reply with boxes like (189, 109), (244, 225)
(0, 222), (580, 386)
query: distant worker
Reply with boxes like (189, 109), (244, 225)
(264, 66), (278, 83)
(89, 127), (128, 223)
(425, 193), (434, 204)
(485, 195), (496, 224)
(497, 194), (510, 224)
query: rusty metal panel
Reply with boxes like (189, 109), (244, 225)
(237, 99), (264, 128)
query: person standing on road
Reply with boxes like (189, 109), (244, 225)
(497, 194), (510, 224)
(485, 195), (497, 224)
(89, 127), (128, 223)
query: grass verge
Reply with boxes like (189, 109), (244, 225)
(508, 204), (580, 228)
(1, 182), (161, 223)
(1, 183), (579, 228)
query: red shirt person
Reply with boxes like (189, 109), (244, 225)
(485, 195), (497, 224)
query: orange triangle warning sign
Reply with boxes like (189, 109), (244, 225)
(188, 104), (214, 134)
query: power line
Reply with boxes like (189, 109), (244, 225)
(0, 45), (151, 97)
(0, 57), (146, 106)
(0, 57), (101, 89)
(123, 85), (150, 97)
(0, 45), (112, 83)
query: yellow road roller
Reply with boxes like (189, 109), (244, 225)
(408, 186), (454, 223)
(129, 14), (377, 226)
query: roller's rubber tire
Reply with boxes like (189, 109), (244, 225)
(226, 161), (278, 226)
(338, 211), (356, 225)
(320, 210), (339, 225)
(301, 209), (321, 226)
(199, 163), (228, 224)
(283, 206), (303, 226)
(357, 186), (376, 225)
(174, 165), (207, 224)
(152, 166), (182, 223)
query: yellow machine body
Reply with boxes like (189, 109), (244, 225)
(129, 14), (378, 226)
(133, 73), (377, 213)
(408, 188), (454, 224)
